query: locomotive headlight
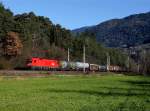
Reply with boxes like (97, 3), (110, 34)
(51, 63), (55, 66)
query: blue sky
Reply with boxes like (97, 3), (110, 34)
(1, 0), (150, 29)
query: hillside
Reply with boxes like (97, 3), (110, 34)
(73, 12), (150, 47)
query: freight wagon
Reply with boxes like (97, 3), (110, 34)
(90, 64), (99, 71)
(108, 65), (122, 72)
(99, 65), (107, 72)
(59, 61), (89, 71)
(75, 62), (89, 71)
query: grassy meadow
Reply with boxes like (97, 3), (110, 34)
(0, 74), (150, 111)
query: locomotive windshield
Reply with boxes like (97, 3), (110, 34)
(26, 59), (32, 67)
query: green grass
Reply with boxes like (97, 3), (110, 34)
(0, 74), (150, 111)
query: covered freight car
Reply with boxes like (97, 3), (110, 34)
(99, 65), (107, 72)
(90, 64), (99, 71)
(109, 65), (122, 72)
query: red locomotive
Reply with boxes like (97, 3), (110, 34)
(27, 58), (60, 70)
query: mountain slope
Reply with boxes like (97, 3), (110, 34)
(73, 12), (150, 47)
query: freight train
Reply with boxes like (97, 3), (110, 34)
(26, 57), (125, 72)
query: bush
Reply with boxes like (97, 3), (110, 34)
(0, 58), (12, 69)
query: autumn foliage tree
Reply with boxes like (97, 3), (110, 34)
(2, 32), (23, 57)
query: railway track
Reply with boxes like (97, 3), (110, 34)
(0, 70), (93, 76)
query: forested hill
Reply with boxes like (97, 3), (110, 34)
(0, 3), (128, 69)
(72, 12), (150, 48)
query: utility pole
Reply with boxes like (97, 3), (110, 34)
(137, 62), (140, 73)
(137, 50), (141, 74)
(83, 45), (85, 73)
(127, 56), (130, 72)
(143, 50), (146, 75)
(107, 53), (110, 72)
(68, 48), (70, 62)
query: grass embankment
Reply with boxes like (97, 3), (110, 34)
(0, 74), (150, 111)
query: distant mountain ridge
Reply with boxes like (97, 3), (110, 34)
(72, 12), (150, 47)
(73, 25), (94, 34)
